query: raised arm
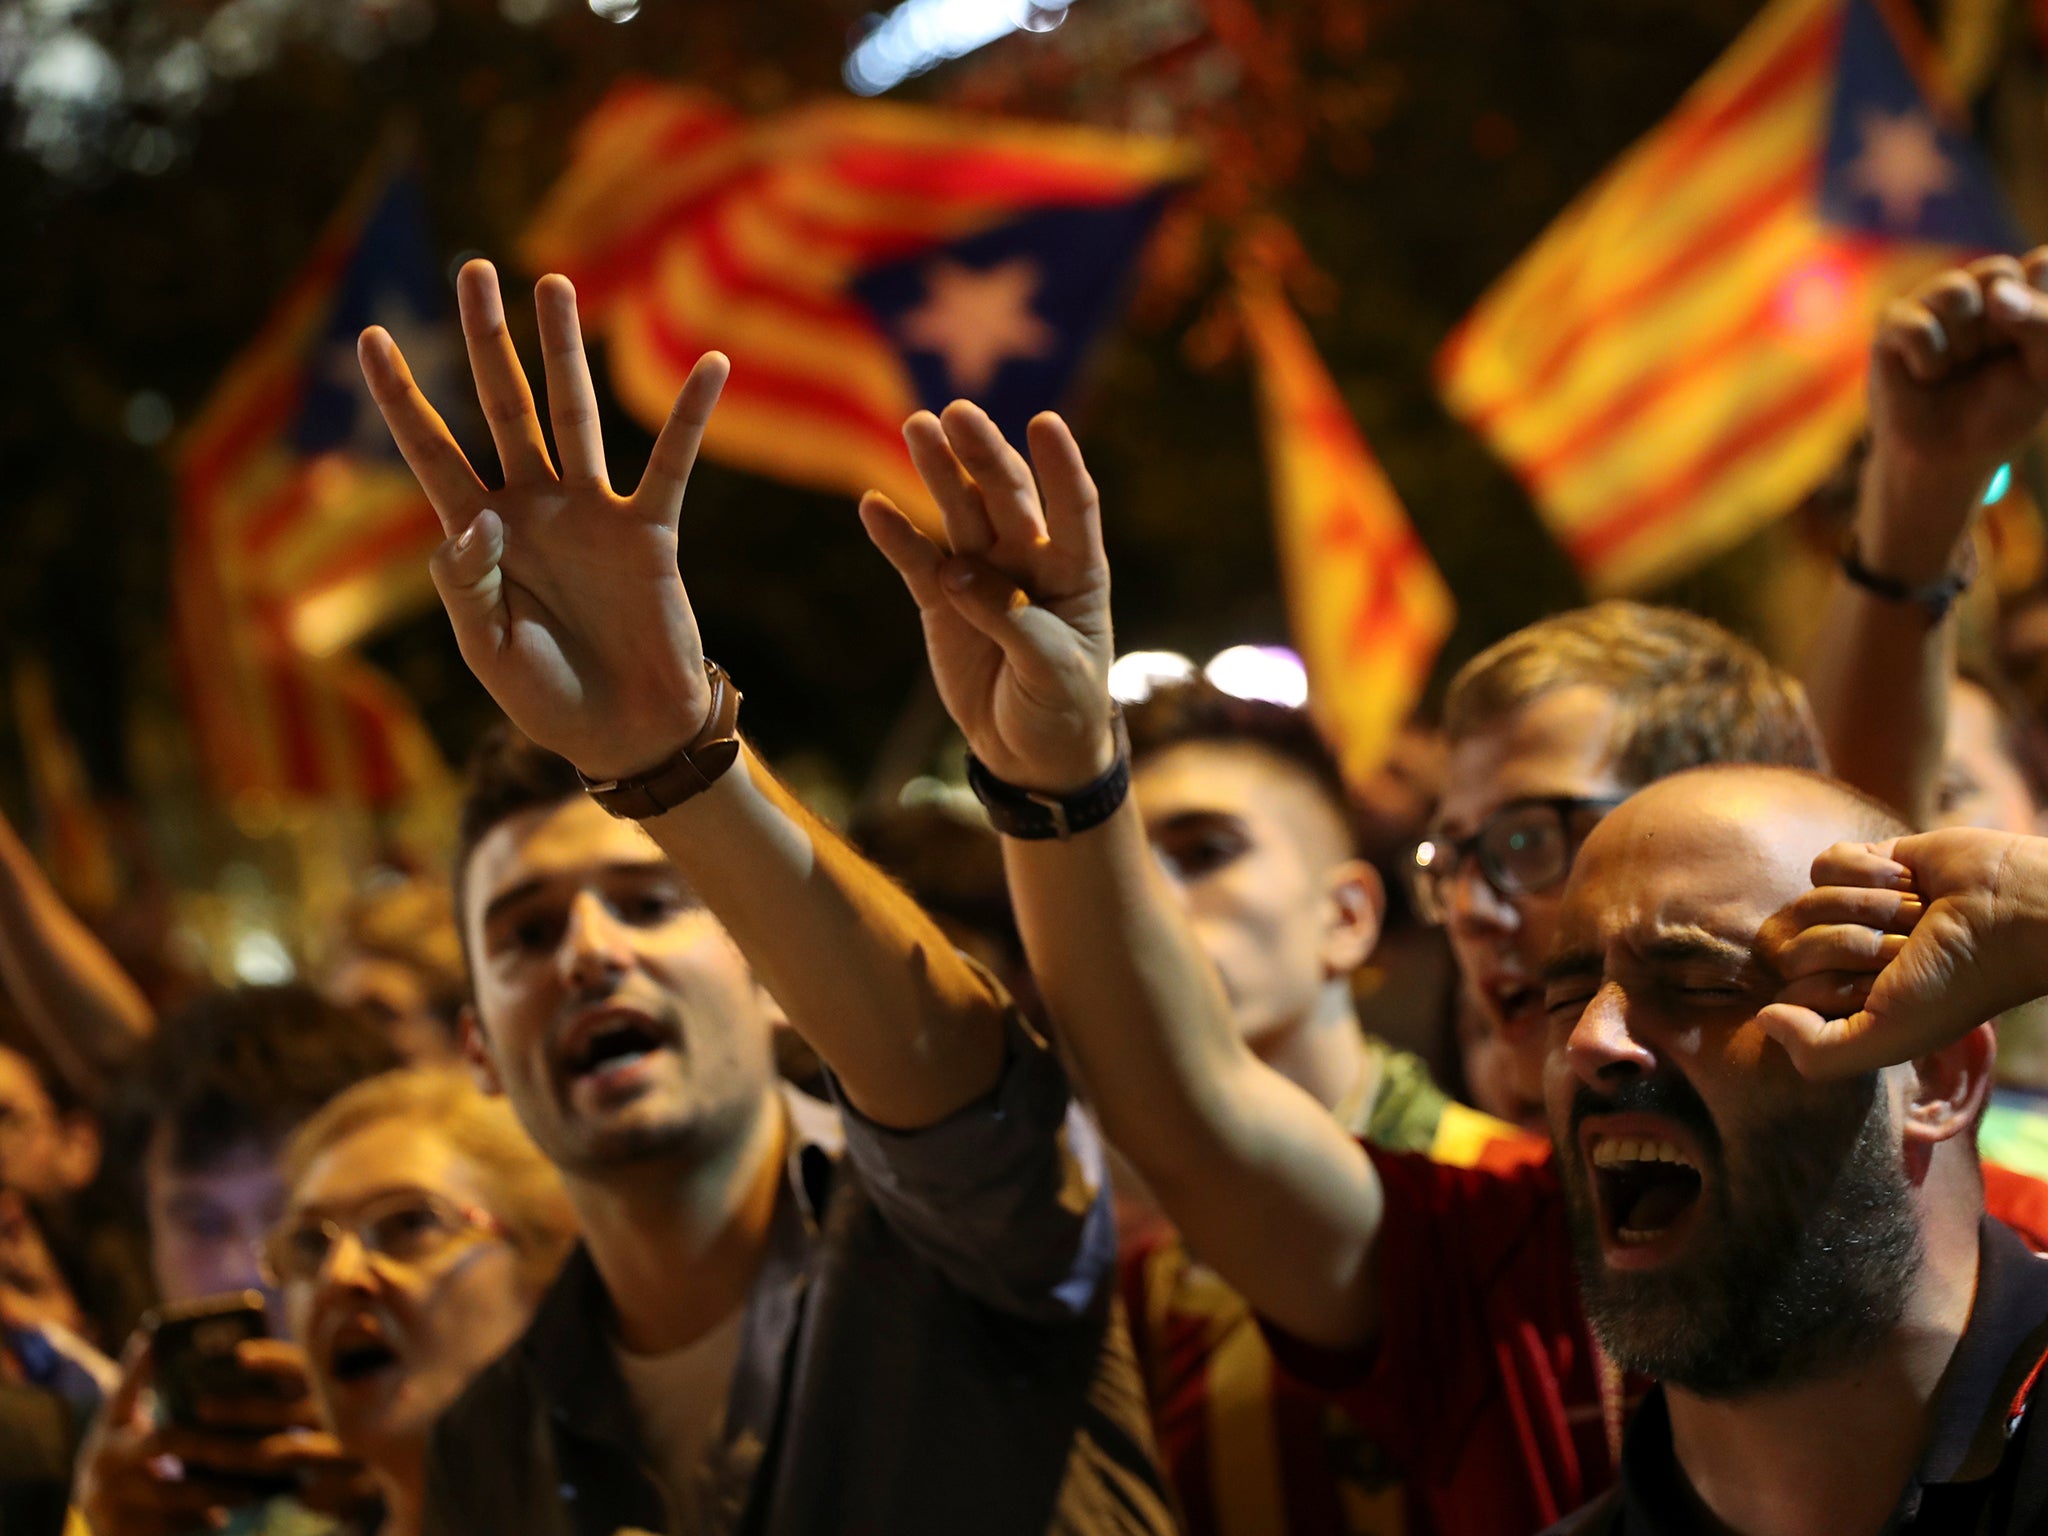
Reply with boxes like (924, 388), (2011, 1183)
(357, 260), (1005, 1132)
(1805, 250), (2048, 825)
(859, 403), (1384, 1349)
(0, 806), (153, 1101)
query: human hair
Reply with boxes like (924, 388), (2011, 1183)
(1443, 601), (1824, 788)
(1123, 681), (1357, 850)
(336, 876), (468, 1018)
(282, 1068), (576, 1292)
(452, 724), (587, 950)
(115, 985), (401, 1176)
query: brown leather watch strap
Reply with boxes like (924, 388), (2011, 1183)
(577, 661), (744, 820)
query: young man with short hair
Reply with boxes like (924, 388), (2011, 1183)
(1117, 681), (1521, 1535)
(360, 260), (1174, 1536)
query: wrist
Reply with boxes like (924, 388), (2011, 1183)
(1858, 453), (1991, 583)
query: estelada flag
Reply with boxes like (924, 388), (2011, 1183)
(175, 166), (456, 814)
(520, 84), (1196, 520)
(1437, 0), (2025, 594)
(1240, 274), (1455, 783)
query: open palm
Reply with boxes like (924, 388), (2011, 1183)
(358, 259), (729, 781)
(860, 403), (1119, 794)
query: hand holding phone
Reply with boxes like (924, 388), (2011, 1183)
(74, 1303), (358, 1535)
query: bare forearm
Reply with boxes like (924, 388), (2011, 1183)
(642, 744), (1007, 1130)
(0, 813), (153, 1099)
(1805, 581), (1953, 827)
(1004, 802), (1383, 1348)
(1805, 457), (1982, 826)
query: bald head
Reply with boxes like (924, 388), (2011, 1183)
(1577, 767), (1910, 910)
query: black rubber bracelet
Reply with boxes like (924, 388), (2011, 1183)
(1839, 537), (1977, 626)
(966, 716), (1131, 841)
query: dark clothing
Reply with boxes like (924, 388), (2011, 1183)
(1547, 1217), (2048, 1535)
(0, 1380), (72, 1536)
(424, 1021), (1175, 1536)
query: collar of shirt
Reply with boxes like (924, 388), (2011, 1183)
(516, 1086), (843, 1450)
(1613, 1216), (2048, 1535)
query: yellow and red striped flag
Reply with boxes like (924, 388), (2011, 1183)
(1438, 0), (2023, 593)
(10, 659), (120, 915)
(521, 84), (1195, 523)
(1241, 274), (1456, 783)
(175, 164), (453, 815)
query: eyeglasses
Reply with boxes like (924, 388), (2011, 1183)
(262, 1189), (505, 1289)
(1407, 795), (1629, 924)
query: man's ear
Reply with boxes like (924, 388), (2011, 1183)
(1901, 1021), (1997, 1150)
(1321, 859), (1386, 979)
(461, 1003), (505, 1097)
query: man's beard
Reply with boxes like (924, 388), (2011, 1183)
(1560, 1070), (1921, 1399)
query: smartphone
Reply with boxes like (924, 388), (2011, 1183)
(143, 1291), (296, 1500)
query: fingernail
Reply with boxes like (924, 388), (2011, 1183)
(1992, 279), (2031, 320)
(457, 523), (477, 552)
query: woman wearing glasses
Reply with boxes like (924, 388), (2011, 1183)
(261, 1069), (575, 1536)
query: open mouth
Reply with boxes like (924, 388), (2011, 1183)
(1590, 1134), (1705, 1248)
(327, 1333), (400, 1384)
(566, 1017), (666, 1079)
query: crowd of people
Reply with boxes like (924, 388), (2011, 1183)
(5, 245), (2048, 1536)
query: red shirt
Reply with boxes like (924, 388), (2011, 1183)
(1263, 1145), (2048, 1536)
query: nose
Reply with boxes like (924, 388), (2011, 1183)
(1446, 860), (1518, 938)
(557, 890), (631, 995)
(321, 1228), (379, 1290)
(1565, 981), (1655, 1090)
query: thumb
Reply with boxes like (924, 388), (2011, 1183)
(938, 556), (1071, 685)
(104, 1330), (154, 1426)
(428, 510), (508, 656)
(1756, 1001), (1880, 1080)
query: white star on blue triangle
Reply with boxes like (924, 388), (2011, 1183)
(1817, 0), (2023, 250)
(852, 190), (1178, 448)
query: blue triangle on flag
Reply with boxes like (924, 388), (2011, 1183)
(293, 172), (459, 462)
(850, 190), (1177, 448)
(1817, 0), (2023, 250)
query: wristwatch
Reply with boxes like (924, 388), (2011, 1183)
(967, 713), (1132, 841)
(578, 660), (744, 820)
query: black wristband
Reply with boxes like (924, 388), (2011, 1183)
(1840, 536), (1977, 625)
(967, 715), (1131, 841)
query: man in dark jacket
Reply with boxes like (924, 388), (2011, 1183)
(362, 260), (1174, 1536)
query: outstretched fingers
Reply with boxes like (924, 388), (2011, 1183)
(638, 352), (730, 517)
(905, 410), (996, 555)
(1026, 412), (1106, 578)
(941, 400), (1049, 555)
(358, 327), (488, 533)
(534, 275), (608, 485)
(456, 259), (555, 483)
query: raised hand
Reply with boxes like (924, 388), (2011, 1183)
(1863, 248), (2048, 580)
(358, 259), (731, 782)
(859, 403), (1117, 793)
(1758, 828), (2048, 1078)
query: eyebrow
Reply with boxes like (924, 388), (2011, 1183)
(479, 861), (684, 929)
(1542, 950), (1605, 987)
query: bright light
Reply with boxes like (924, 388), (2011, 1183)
(1204, 645), (1309, 707)
(589, 0), (638, 21)
(1108, 649), (1195, 704)
(1986, 462), (2013, 505)
(231, 928), (295, 984)
(844, 0), (1069, 96)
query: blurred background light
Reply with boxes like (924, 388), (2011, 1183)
(1108, 648), (1195, 704)
(844, 0), (1069, 97)
(1203, 644), (1309, 706)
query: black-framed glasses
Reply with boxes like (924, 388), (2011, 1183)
(262, 1188), (504, 1289)
(1406, 795), (1629, 924)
